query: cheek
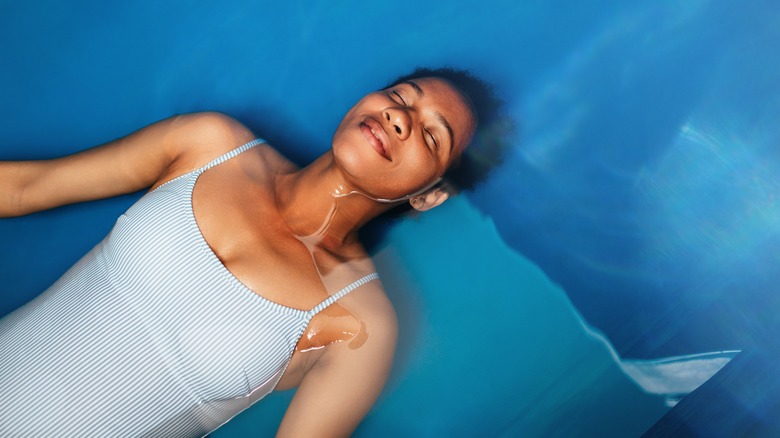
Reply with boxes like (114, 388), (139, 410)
(332, 125), (372, 163)
(391, 152), (439, 191)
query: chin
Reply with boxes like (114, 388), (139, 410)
(332, 140), (372, 180)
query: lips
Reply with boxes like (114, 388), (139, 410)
(360, 118), (391, 160)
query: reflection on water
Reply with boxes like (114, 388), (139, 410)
(621, 350), (740, 406)
(468, 0), (780, 359)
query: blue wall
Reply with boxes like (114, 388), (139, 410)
(2, 0), (778, 435)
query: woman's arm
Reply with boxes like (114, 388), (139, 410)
(0, 112), (254, 217)
(276, 298), (398, 437)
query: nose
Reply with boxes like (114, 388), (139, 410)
(383, 107), (412, 141)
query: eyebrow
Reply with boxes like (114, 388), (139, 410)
(404, 80), (455, 153)
(404, 80), (424, 97)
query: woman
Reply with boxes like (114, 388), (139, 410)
(0, 69), (489, 436)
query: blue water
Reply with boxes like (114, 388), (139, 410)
(216, 197), (668, 436)
(2, 0), (779, 435)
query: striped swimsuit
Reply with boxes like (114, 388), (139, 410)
(0, 139), (379, 437)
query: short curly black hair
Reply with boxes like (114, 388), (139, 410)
(385, 66), (510, 194)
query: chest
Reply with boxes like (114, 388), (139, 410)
(189, 165), (367, 356)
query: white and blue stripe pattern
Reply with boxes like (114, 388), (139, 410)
(0, 139), (378, 437)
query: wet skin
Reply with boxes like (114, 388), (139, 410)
(0, 77), (477, 436)
(189, 78), (476, 390)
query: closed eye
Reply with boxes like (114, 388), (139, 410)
(392, 90), (409, 107)
(426, 129), (438, 150)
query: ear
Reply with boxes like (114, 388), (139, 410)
(410, 188), (450, 211)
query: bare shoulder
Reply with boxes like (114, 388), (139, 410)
(338, 266), (399, 349)
(276, 265), (398, 437)
(163, 111), (305, 179)
(168, 112), (255, 150)
(358, 278), (398, 329)
(333, 243), (398, 332)
(157, 112), (257, 181)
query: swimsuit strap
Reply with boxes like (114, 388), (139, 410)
(195, 138), (265, 175)
(191, 138), (377, 317)
(308, 273), (380, 316)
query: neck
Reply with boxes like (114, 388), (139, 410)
(273, 151), (392, 250)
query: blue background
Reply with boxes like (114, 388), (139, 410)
(2, 1), (778, 436)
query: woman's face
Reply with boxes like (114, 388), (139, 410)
(332, 77), (476, 200)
